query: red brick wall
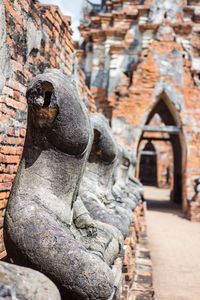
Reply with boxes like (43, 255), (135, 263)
(0, 0), (95, 257)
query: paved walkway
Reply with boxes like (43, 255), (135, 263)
(144, 186), (200, 300)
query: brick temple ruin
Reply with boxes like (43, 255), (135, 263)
(0, 0), (200, 299)
(79, 0), (200, 220)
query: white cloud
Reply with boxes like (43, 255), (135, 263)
(90, 0), (101, 3)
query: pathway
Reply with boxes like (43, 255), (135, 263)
(144, 186), (200, 300)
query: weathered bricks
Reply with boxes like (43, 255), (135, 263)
(117, 205), (153, 300)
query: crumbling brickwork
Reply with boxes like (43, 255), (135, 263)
(80, 0), (200, 221)
(0, 0), (96, 258)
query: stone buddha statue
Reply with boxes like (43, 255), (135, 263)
(79, 113), (133, 238)
(4, 70), (116, 300)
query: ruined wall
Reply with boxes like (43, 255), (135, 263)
(80, 0), (200, 220)
(0, 0), (96, 258)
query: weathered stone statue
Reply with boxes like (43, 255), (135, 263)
(0, 261), (61, 300)
(113, 142), (144, 206)
(72, 196), (123, 266)
(126, 149), (144, 202)
(112, 140), (139, 211)
(4, 70), (116, 300)
(79, 113), (133, 237)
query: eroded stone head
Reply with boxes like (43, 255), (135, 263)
(89, 113), (118, 164)
(26, 70), (90, 156)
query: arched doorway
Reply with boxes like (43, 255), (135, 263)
(137, 94), (186, 206)
(139, 141), (157, 186)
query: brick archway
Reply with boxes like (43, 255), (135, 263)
(136, 92), (187, 208)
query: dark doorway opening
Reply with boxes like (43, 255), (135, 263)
(139, 141), (157, 186)
(137, 96), (184, 205)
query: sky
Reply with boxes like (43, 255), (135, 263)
(40, 0), (101, 40)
